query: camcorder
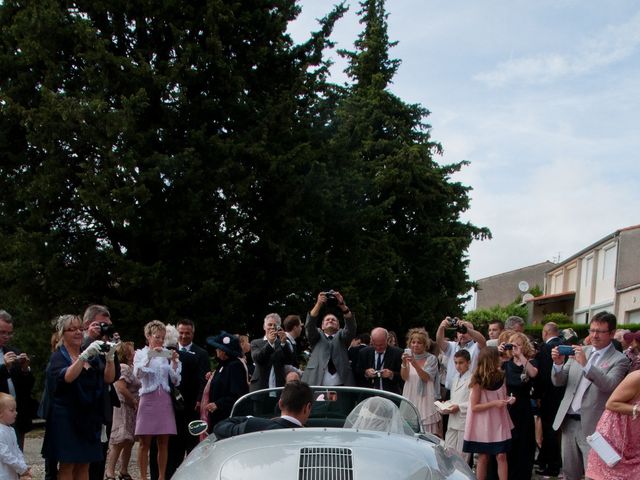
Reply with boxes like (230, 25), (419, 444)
(100, 322), (115, 339)
(446, 316), (468, 334)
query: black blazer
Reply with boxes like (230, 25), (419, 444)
(188, 343), (210, 398)
(357, 346), (403, 394)
(533, 336), (565, 414)
(213, 415), (300, 439)
(249, 338), (295, 391)
(0, 346), (35, 432)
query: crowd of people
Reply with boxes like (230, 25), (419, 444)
(1, 292), (639, 480)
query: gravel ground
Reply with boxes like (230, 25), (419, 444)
(24, 426), (142, 480)
(25, 426), (562, 480)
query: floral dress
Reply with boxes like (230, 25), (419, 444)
(109, 364), (141, 444)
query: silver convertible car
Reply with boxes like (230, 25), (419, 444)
(172, 386), (475, 480)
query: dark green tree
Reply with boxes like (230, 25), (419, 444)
(0, 0), (346, 358)
(327, 0), (490, 334)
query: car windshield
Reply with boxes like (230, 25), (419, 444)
(230, 386), (422, 434)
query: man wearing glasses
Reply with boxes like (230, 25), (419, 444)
(550, 311), (630, 480)
(0, 309), (35, 450)
(82, 304), (121, 480)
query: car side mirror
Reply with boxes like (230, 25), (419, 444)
(188, 420), (209, 437)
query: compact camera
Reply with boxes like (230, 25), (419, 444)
(557, 345), (575, 356)
(446, 316), (468, 334)
(503, 343), (514, 351)
(100, 322), (115, 338)
(374, 370), (383, 378)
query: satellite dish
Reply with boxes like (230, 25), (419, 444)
(522, 293), (535, 303)
(518, 281), (530, 293)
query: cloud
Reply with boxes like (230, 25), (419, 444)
(474, 11), (640, 87)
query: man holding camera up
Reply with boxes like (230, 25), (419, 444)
(302, 291), (356, 387)
(436, 317), (486, 394)
(82, 304), (120, 480)
(250, 313), (295, 392)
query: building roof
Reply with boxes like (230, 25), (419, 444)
(547, 224), (640, 272)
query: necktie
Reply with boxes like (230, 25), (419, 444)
(327, 335), (337, 374)
(570, 351), (600, 414)
(376, 352), (383, 370)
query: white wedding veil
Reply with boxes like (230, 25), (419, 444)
(343, 397), (413, 435)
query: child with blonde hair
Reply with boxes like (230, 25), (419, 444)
(0, 393), (31, 479)
(463, 347), (514, 480)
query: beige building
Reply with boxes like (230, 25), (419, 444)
(527, 225), (640, 325)
(475, 261), (555, 310)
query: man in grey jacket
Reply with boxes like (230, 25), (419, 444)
(301, 291), (356, 387)
(551, 311), (629, 480)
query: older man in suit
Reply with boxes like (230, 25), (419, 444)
(301, 291), (356, 387)
(357, 328), (403, 393)
(250, 313), (295, 391)
(213, 381), (313, 439)
(551, 311), (630, 480)
(0, 310), (35, 450)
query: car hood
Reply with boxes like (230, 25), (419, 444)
(173, 428), (474, 480)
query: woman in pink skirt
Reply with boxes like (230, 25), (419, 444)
(463, 347), (514, 480)
(134, 321), (181, 480)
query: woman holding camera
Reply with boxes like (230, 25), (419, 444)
(134, 320), (181, 480)
(498, 332), (538, 480)
(42, 314), (115, 480)
(401, 328), (441, 436)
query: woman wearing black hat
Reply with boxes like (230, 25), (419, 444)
(201, 332), (249, 433)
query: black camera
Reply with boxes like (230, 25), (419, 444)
(98, 341), (115, 352)
(503, 343), (514, 350)
(323, 289), (338, 306)
(447, 316), (467, 334)
(99, 322), (115, 338)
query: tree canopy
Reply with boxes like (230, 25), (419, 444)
(0, 0), (489, 365)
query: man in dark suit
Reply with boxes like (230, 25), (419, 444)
(214, 380), (313, 439)
(250, 313), (295, 391)
(551, 312), (630, 480)
(0, 310), (35, 450)
(283, 314), (304, 370)
(532, 322), (565, 477)
(301, 291), (356, 387)
(177, 318), (210, 393)
(349, 333), (371, 387)
(357, 328), (403, 393)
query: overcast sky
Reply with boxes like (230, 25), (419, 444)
(290, 1), (640, 291)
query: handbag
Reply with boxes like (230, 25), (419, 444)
(586, 431), (621, 467)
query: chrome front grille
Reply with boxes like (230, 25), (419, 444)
(298, 447), (354, 480)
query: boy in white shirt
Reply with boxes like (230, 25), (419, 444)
(443, 350), (472, 462)
(0, 393), (31, 479)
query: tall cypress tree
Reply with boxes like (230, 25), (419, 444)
(330, 0), (490, 332)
